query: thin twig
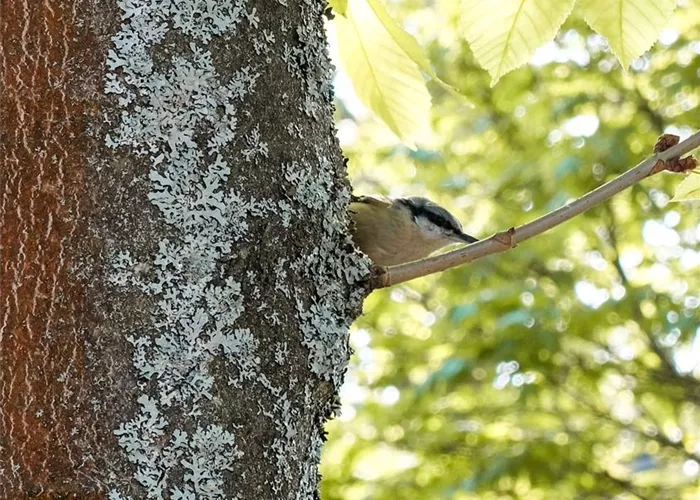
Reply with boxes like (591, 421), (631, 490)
(372, 131), (700, 289)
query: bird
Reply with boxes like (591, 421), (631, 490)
(349, 195), (478, 266)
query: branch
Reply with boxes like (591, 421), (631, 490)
(372, 132), (700, 289)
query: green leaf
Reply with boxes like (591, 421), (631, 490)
(328, 0), (347, 16)
(416, 357), (472, 394)
(581, 0), (677, 68)
(554, 156), (582, 180)
(335, 0), (432, 147)
(365, 0), (431, 71)
(364, 0), (461, 97)
(671, 171), (700, 201)
(450, 303), (479, 323)
(462, 0), (575, 85)
(495, 309), (532, 329)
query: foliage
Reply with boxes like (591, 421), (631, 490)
(332, 0), (681, 143)
(581, 0), (678, 68)
(322, 1), (700, 499)
(462, 0), (576, 85)
(328, 0), (348, 16)
(673, 172), (700, 201)
(334, 0), (433, 146)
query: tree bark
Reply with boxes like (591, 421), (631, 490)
(0, 0), (368, 497)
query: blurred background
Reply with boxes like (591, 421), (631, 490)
(321, 1), (700, 499)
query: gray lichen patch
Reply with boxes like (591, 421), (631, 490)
(102, 0), (368, 497)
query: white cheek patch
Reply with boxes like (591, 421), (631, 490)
(415, 215), (448, 240)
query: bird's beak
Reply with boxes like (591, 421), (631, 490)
(455, 231), (478, 244)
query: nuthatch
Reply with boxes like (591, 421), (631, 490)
(349, 195), (478, 266)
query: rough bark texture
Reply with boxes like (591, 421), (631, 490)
(1, 0), (369, 498)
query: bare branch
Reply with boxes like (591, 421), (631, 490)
(372, 131), (700, 289)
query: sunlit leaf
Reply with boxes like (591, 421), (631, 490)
(461, 0), (575, 85)
(671, 171), (700, 201)
(328, 0), (347, 16)
(365, 0), (462, 97)
(581, 0), (677, 68)
(335, 0), (432, 146)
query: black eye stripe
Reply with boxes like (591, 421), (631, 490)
(420, 210), (457, 232)
(399, 198), (461, 233)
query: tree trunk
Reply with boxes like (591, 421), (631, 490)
(0, 0), (368, 497)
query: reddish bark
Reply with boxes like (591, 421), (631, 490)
(1, 0), (103, 496)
